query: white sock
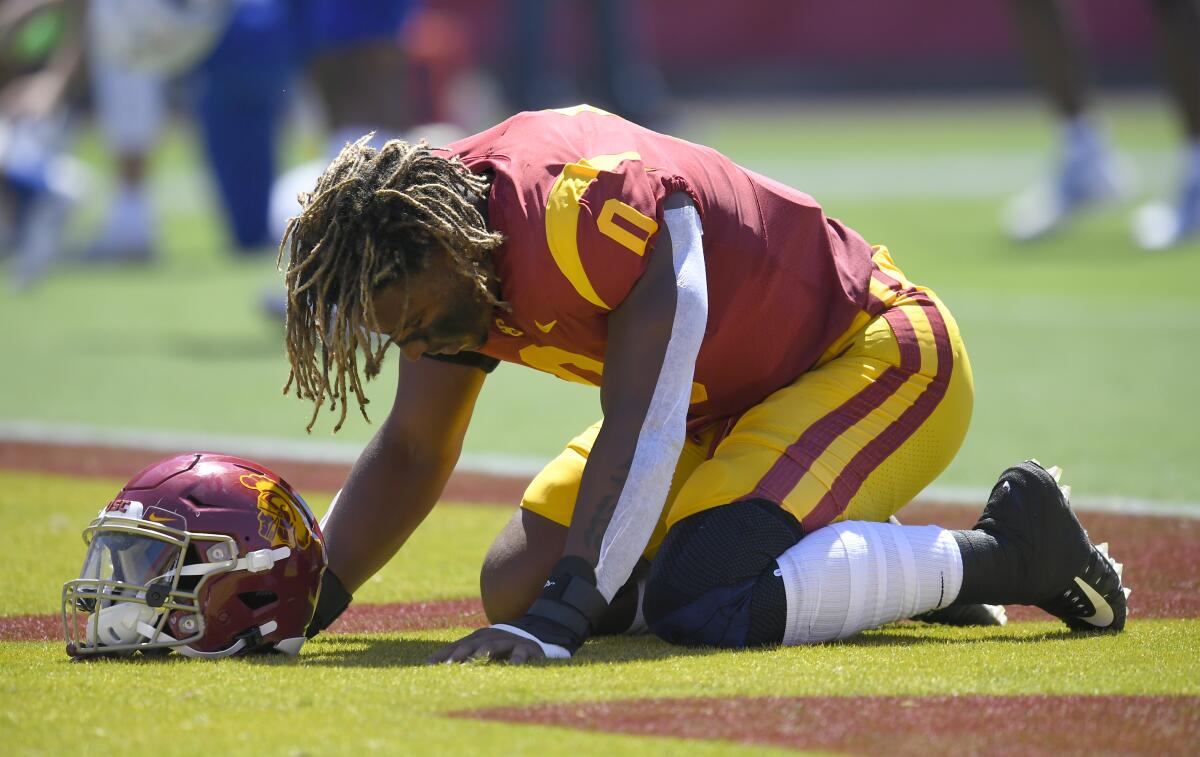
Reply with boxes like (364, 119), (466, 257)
(776, 522), (962, 645)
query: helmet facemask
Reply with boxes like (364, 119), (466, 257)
(63, 507), (282, 658)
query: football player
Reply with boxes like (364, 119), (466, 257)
(1003, 0), (1200, 249)
(282, 106), (1128, 662)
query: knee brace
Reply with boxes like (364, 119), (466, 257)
(642, 499), (802, 648)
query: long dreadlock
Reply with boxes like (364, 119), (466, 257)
(279, 135), (505, 432)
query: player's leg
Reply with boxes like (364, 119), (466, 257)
(1010, 0), (1091, 120)
(1002, 0), (1131, 241)
(84, 6), (164, 264)
(648, 465), (1123, 647)
(192, 2), (295, 251)
(665, 249), (974, 534)
(300, 0), (413, 144)
(644, 467), (1127, 647)
(643, 254), (1127, 646)
(643, 254), (972, 644)
(1132, 0), (1200, 249)
(643, 499), (972, 647)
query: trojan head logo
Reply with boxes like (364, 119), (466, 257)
(239, 474), (312, 550)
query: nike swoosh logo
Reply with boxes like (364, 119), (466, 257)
(146, 513), (175, 523)
(535, 320), (557, 333)
(1073, 576), (1115, 627)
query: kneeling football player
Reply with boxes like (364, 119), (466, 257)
(283, 106), (1128, 661)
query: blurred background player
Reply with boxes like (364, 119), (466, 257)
(0, 0), (88, 289)
(87, 0), (415, 263)
(209, 0), (415, 254)
(507, 0), (668, 128)
(4, 0), (231, 283)
(1004, 0), (1200, 249)
(82, 0), (178, 264)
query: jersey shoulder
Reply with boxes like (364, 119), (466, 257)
(471, 108), (671, 314)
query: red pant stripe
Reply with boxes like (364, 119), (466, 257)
(748, 302), (925, 506)
(800, 300), (954, 531)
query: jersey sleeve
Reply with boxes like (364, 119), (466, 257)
(547, 154), (665, 314)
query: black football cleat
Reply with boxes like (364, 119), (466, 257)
(973, 460), (1129, 632)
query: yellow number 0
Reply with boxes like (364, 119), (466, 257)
(597, 198), (658, 256)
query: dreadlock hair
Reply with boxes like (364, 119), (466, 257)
(279, 135), (505, 433)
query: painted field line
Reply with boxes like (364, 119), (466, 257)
(921, 484), (1200, 520)
(3, 419), (1199, 519)
(0, 419), (545, 478)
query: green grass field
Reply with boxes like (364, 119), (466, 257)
(4, 623), (1196, 755)
(3, 96), (1199, 754)
(3, 469), (1197, 754)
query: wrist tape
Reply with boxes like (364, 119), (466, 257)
(513, 555), (608, 653)
(305, 568), (352, 638)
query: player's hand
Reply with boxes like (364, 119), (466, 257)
(428, 627), (546, 665)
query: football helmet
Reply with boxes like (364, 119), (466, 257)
(62, 453), (327, 658)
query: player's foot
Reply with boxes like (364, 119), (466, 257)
(973, 460), (1128, 632)
(1131, 179), (1200, 250)
(1003, 118), (1133, 242)
(82, 187), (156, 264)
(9, 189), (73, 291)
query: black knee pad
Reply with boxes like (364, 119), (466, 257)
(643, 499), (802, 648)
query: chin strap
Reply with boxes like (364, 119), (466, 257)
(137, 619), (282, 658)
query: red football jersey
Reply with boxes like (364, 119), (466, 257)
(438, 105), (877, 430)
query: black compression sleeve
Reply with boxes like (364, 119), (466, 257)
(422, 352), (500, 372)
(305, 569), (353, 638)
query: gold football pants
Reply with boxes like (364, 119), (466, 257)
(521, 247), (974, 558)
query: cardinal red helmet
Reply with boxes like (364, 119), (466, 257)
(62, 453), (327, 658)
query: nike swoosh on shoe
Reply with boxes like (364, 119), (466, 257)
(1072, 576), (1115, 627)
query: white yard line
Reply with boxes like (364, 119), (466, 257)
(0, 419), (546, 478)
(4, 419), (1198, 519)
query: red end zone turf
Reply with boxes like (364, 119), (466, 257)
(455, 695), (1200, 755)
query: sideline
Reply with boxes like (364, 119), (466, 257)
(3, 419), (1199, 519)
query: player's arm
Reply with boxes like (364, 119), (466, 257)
(432, 192), (707, 661)
(307, 354), (488, 636)
(566, 192), (705, 577)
